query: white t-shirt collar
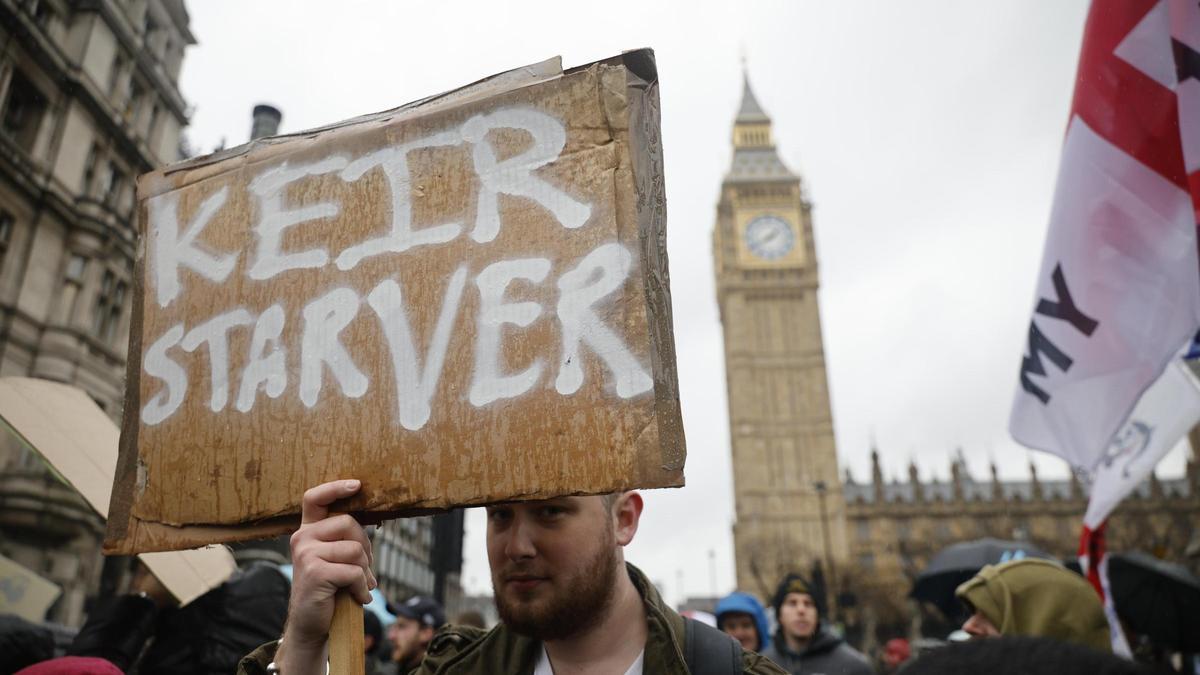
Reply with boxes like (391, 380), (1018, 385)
(532, 644), (645, 675)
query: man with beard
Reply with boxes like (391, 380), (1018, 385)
(236, 480), (785, 674)
(384, 596), (444, 673)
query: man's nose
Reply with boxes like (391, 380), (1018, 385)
(504, 515), (537, 560)
(962, 614), (983, 637)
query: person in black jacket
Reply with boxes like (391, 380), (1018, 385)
(759, 574), (872, 675)
(0, 614), (55, 674)
(69, 560), (289, 674)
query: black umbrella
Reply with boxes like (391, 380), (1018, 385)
(1108, 551), (1200, 652)
(911, 538), (1055, 619)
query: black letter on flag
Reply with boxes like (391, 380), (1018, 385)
(1034, 264), (1098, 336)
(1020, 321), (1073, 404)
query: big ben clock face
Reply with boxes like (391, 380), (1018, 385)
(744, 215), (795, 261)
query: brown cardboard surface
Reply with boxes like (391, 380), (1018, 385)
(107, 50), (684, 555)
(0, 377), (235, 604)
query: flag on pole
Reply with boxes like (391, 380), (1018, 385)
(1077, 522), (1133, 657)
(1077, 356), (1200, 657)
(1014, 0), (1200, 656)
(1010, 0), (1200, 475)
(1083, 358), (1200, 529)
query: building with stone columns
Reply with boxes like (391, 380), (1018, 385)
(0, 0), (194, 627)
(0, 7), (465, 627)
(714, 74), (850, 600)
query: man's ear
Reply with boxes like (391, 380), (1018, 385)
(419, 624), (436, 647)
(613, 491), (643, 546)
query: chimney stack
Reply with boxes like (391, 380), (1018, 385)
(251, 104), (282, 140)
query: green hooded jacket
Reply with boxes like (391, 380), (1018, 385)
(238, 563), (786, 674)
(954, 558), (1111, 652)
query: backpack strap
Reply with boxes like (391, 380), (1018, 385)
(683, 617), (743, 675)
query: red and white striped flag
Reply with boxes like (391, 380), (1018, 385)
(1011, 0), (1200, 483)
(1011, 0), (1200, 655)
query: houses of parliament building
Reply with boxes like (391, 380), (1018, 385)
(714, 72), (1200, 640)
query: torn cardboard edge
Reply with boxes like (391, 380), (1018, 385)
(107, 48), (683, 555)
(0, 377), (235, 604)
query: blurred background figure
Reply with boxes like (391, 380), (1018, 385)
(762, 573), (872, 675)
(956, 559), (1108, 652)
(896, 636), (1151, 675)
(386, 595), (446, 673)
(679, 609), (717, 628)
(715, 591), (770, 652)
(0, 614), (55, 674)
(363, 609), (383, 675)
(452, 610), (487, 630)
(66, 560), (289, 674)
(880, 638), (911, 673)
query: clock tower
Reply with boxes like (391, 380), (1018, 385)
(713, 75), (849, 598)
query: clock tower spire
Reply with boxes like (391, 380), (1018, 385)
(730, 75), (794, 177)
(714, 72), (849, 599)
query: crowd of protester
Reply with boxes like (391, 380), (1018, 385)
(1, 485), (1195, 674)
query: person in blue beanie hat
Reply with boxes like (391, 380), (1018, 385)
(715, 591), (770, 652)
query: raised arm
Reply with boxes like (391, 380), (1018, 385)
(276, 479), (377, 675)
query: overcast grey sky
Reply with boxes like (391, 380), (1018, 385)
(178, 1), (1190, 604)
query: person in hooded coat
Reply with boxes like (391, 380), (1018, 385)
(69, 561), (290, 674)
(759, 574), (872, 675)
(954, 558), (1111, 652)
(715, 592), (770, 653)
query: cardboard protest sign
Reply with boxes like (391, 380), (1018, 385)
(106, 49), (684, 555)
(0, 377), (236, 604)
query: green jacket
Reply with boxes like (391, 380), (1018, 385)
(238, 563), (785, 674)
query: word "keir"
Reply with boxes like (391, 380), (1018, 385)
(140, 106), (655, 429)
(150, 107), (592, 308)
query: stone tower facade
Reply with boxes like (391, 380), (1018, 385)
(714, 75), (849, 600)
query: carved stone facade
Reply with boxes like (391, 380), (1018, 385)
(841, 448), (1199, 641)
(0, 0), (194, 627)
(714, 75), (849, 600)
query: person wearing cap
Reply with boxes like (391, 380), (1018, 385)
(759, 573), (872, 675)
(715, 591), (770, 652)
(363, 610), (384, 675)
(239, 481), (786, 674)
(385, 596), (445, 672)
(955, 558), (1110, 652)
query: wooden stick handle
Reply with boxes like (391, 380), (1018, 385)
(328, 590), (365, 675)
